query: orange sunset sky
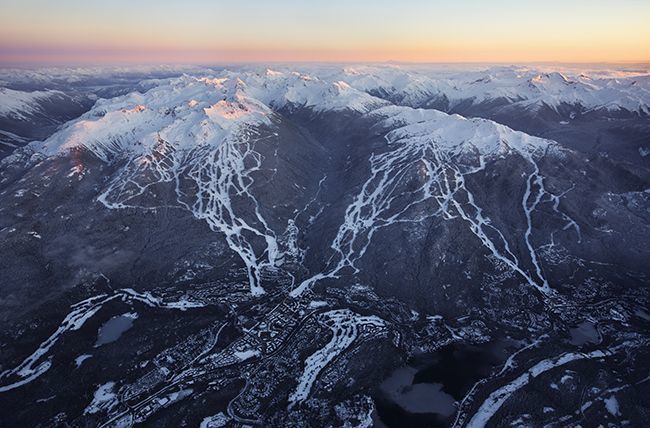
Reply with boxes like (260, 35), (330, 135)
(0, 0), (648, 64)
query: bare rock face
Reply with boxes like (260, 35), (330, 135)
(0, 67), (649, 427)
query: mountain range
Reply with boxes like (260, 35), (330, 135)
(0, 64), (648, 427)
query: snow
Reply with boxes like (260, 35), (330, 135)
(84, 382), (118, 415)
(75, 354), (92, 368)
(158, 388), (193, 406)
(119, 288), (204, 310)
(334, 395), (375, 428)
(308, 300), (328, 309)
(330, 64), (650, 114)
(604, 395), (620, 416)
(33, 70), (387, 161)
(560, 373), (574, 384)
(0, 87), (66, 119)
(0, 129), (28, 144)
(0, 289), (204, 391)
(35, 70), (381, 296)
(464, 340), (644, 427)
(239, 70), (385, 113)
(289, 309), (385, 405)
(67, 164), (86, 178)
(24, 66), (584, 299)
(291, 100), (573, 298)
(0, 65), (215, 85)
(371, 105), (561, 159)
(0, 360), (51, 393)
(200, 412), (230, 427)
(36, 75), (271, 162)
(233, 350), (260, 361)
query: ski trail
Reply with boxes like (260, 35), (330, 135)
(452, 334), (548, 427)
(98, 130), (280, 296)
(460, 339), (648, 428)
(182, 131), (279, 296)
(289, 309), (386, 405)
(291, 121), (580, 298)
(0, 289), (204, 392)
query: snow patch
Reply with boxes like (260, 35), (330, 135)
(84, 382), (118, 415)
(75, 354), (92, 368)
(234, 350), (260, 361)
(604, 395), (620, 416)
(200, 412), (230, 427)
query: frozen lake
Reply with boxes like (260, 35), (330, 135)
(95, 312), (138, 347)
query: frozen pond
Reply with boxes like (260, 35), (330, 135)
(95, 312), (138, 347)
(375, 340), (512, 427)
(569, 321), (600, 346)
(380, 367), (456, 417)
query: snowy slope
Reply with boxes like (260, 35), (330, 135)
(34, 69), (558, 162)
(26, 69), (565, 299)
(331, 65), (650, 113)
(33, 70), (387, 160)
(369, 105), (561, 159)
(0, 88), (70, 119)
(0, 65), (216, 86)
(36, 76), (274, 161)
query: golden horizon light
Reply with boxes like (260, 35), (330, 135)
(0, 0), (648, 64)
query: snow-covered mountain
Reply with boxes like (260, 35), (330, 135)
(0, 88), (73, 120)
(0, 65), (222, 159)
(36, 72), (383, 159)
(332, 64), (650, 114)
(286, 64), (650, 164)
(36, 71), (561, 162)
(0, 87), (91, 157)
(3, 63), (648, 161)
(25, 71), (571, 299)
(0, 66), (649, 428)
(0, 65), (216, 88)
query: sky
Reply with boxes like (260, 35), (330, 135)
(0, 0), (648, 64)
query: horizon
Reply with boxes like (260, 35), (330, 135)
(1, 0), (649, 65)
(2, 60), (650, 65)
